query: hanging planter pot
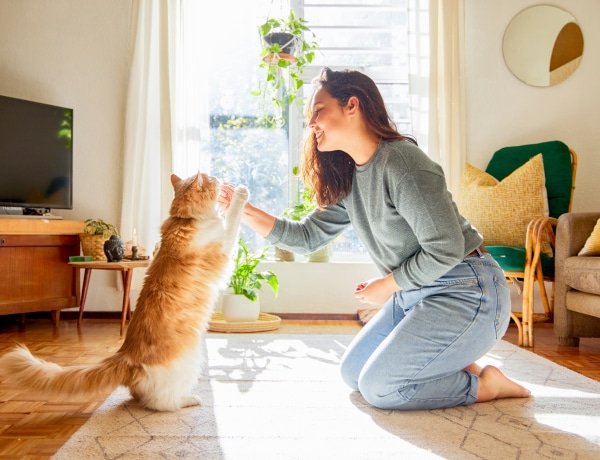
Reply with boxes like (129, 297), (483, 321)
(262, 32), (297, 63)
(253, 9), (320, 127)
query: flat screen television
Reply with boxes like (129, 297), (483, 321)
(0, 95), (73, 216)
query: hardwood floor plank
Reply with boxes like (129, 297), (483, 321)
(0, 315), (598, 459)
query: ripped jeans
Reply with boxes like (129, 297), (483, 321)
(340, 252), (510, 410)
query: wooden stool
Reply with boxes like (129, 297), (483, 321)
(69, 259), (150, 335)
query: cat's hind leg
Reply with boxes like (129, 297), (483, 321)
(132, 347), (204, 411)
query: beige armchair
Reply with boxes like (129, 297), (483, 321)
(554, 212), (600, 346)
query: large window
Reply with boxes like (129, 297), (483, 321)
(182, 0), (409, 256)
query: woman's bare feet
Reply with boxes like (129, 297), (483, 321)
(476, 365), (531, 402)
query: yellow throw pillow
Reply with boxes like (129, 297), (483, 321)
(457, 154), (549, 250)
(578, 218), (600, 256)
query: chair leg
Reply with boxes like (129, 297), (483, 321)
(521, 263), (535, 348)
(510, 311), (523, 346)
(536, 267), (552, 319)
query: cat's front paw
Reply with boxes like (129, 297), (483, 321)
(232, 185), (249, 203)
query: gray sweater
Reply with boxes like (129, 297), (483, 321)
(266, 140), (483, 290)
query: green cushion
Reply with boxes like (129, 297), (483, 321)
(486, 140), (572, 218)
(486, 246), (555, 277)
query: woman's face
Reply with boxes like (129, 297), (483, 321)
(308, 87), (351, 152)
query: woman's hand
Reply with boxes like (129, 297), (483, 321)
(219, 183), (236, 211)
(354, 274), (401, 305)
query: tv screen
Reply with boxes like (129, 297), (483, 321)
(0, 95), (73, 212)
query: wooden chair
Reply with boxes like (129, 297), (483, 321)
(484, 141), (577, 347)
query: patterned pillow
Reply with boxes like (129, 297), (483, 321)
(578, 218), (600, 256)
(457, 154), (548, 249)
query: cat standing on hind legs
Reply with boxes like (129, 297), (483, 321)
(0, 172), (249, 411)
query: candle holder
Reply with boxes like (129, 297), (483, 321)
(132, 245), (138, 259)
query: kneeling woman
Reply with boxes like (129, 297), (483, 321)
(219, 67), (530, 410)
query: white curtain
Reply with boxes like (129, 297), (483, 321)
(120, 0), (210, 258)
(408, 0), (466, 195)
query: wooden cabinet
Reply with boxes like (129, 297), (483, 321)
(0, 219), (85, 325)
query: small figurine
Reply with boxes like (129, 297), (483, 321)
(104, 235), (125, 262)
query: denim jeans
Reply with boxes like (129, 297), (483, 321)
(340, 252), (511, 410)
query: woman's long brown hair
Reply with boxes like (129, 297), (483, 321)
(302, 67), (416, 207)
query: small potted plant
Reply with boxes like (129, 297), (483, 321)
(80, 218), (120, 261)
(222, 238), (279, 322)
(252, 8), (320, 126)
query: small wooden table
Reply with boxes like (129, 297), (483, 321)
(69, 259), (151, 335)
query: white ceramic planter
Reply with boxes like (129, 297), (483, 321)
(221, 293), (260, 322)
(307, 243), (333, 262)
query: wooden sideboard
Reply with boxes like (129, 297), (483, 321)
(0, 219), (85, 325)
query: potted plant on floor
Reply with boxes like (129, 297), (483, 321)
(222, 238), (279, 322)
(80, 218), (120, 261)
(252, 8), (320, 127)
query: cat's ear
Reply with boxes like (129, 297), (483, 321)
(171, 174), (182, 188)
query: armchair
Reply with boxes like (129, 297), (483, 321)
(458, 140), (577, 346)
(554, 212), (600, 346)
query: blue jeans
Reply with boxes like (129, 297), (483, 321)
(340, 252), (511, 410)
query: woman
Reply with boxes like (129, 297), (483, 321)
(220, 67), (530, 410)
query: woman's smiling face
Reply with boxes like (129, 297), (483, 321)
(308, 87), (350, 152)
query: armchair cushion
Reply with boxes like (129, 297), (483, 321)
(578, 218), (600, 256)
(486, 140), (573, 218)
(458, 153), (548, 249)
(563, 256), (600, 295)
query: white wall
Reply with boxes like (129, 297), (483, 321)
(1, 0), (599, 315)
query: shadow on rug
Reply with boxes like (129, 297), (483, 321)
(53, 335), (600, 460)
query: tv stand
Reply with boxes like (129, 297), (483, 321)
(0, 207), (63, 220)
(0, 214), (63, 220)
(0, 219), (85, 325)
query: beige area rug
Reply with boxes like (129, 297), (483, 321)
(53, 334), (600, 460)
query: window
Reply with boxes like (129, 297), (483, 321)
(181, 0), (410, 256)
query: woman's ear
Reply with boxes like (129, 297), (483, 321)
(346, 96), (360, 116)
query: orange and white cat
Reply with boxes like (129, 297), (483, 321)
(0, 172), (248, 411)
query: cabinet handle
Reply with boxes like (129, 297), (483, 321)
(0, 238), (5, 245)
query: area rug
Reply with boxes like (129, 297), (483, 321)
(53, 334), (600, 460)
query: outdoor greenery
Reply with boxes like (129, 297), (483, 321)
(281, 165), (316, 220)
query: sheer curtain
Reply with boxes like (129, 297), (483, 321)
(120, 0), (209, 258)
(408, 0), (466, 195)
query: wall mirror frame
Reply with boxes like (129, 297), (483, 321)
(503, 5), (584, 87)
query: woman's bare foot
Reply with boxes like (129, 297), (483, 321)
(464, 363), (483, 375)
(476, 365), (531, 403)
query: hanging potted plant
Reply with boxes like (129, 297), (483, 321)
(251, 8), (320, 127)
(222, 238), (279, 322)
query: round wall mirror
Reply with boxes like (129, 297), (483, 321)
(503, 5), (584, 87)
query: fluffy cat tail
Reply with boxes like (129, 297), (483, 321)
(0, 344), (135, 398)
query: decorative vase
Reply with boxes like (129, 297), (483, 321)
(275, 246), (295, 262)
(103, 235), (125, 262)
(307, 243), (332, 262)
(221, 293), (260, 322)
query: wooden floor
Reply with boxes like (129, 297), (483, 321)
(0, 316), (598, 459)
